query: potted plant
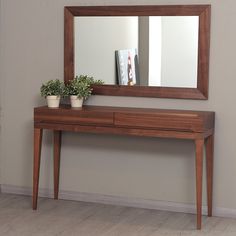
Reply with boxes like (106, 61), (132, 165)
(40, 79), (64, 108)
(65, 76), (93, 108)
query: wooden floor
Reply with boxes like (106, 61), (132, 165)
(1, 193), (236, 236)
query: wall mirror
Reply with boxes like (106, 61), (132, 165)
(65, 5), (211, 99)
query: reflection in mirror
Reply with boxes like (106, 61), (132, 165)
(74, 16), (199, 88)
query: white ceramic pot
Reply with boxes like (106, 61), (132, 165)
(70, 95), (83, 108)
(46, 95), (60, 108)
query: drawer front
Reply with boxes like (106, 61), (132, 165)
(35, 111), (114, 126)
(114, 112), (205, 132)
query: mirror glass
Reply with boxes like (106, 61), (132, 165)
(74, 16), (199, 88)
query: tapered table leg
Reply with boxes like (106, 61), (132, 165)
(33, 128), (43, 210)
(54, 130), (61, 200)
(195, 138), (204, 230)
(206, 134), (214, 217)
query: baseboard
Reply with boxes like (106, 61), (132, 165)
(1, 184), (236, 218)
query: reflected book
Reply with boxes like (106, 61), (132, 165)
(115, 49), (140, 86)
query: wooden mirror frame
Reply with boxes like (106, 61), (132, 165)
(64, 5), (211, 99)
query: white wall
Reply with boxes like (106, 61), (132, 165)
(1, 0), (236, 213)
(138, 16), (149, 86)
(75, 16), (138, 84)
(141, 16), (198, 87)
(148, 16), (162, 86)
(161, 16), (199, 88)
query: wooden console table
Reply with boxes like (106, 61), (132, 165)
(33, 105), (215, 229)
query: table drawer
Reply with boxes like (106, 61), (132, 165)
(114, 112), (209, 132)
(35, 109), (114, 126)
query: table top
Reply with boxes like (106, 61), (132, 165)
(34, 105), (215, 137)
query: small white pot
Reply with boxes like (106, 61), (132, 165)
(70, 95), (83, 108)
(46, 95), (60, 108)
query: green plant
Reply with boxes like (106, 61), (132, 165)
(74, 75), (104, 85)
(65, 78), (92, 100)
(40, 79), (64, 98)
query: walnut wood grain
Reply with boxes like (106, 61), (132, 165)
(54, 131), (61, 200)
(34, 105), (214, 133)
(91, 85), (207, 100)
(64, 5), (211, 99)
(206, 134), (214, 217)
(64, 7), (74, 85)
(33, 128), (43, 210)
(34, 122), (214, 140)
(33, 105), (215, 230)
(35, 107), (114, 126)
(65, 5), (209, 16)
(195, 139), (204, 230)
(114, 112), (213, 132)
